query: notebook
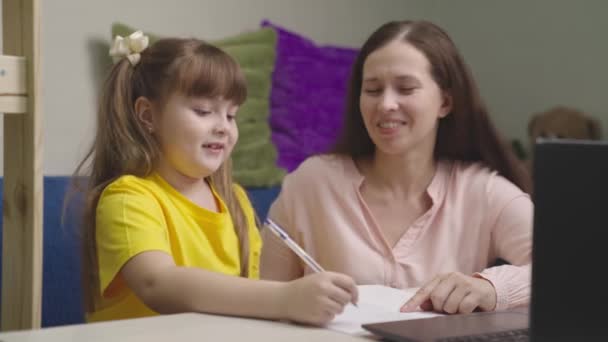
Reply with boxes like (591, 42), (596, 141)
(328, 285), (442, 336)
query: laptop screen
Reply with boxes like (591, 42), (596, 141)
(530, 139), (608, 340)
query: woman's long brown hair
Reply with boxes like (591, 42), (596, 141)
(332, 20), (531, 193)
(67, 38), (250, 313)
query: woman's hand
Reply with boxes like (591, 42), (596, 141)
(400, 272), (497, 314)
(279, 272), (358, 326)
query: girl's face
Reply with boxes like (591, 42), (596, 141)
(152, 93), (239, 179)
(359, 40), (451, 157)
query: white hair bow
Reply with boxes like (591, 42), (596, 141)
(109, 30), (150, 66)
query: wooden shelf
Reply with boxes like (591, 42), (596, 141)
(0, 96), (27, 113)
(0, 55), (27, 113)
(2, 0), (44, 331)
(0, 55), (27, 94)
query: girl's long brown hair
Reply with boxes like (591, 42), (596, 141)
(332, 20), (531, 193)
(68, 38), (250, 313)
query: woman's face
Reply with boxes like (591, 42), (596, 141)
(360, 39), (451, 157)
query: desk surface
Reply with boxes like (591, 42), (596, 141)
(0, 313), (373, 342)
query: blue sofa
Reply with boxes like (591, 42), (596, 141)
(0, 177), (280, 327)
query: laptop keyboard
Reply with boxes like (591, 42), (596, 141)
(437, 328), (529, 342)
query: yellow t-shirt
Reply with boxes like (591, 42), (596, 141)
(87, 173), (262, 322)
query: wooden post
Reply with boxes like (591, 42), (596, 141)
(1, 0), (44, 331)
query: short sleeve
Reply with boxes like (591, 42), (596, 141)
(96, 181), (171, 297)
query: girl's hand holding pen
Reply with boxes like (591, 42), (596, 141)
(264, 218), (359, 325)
(279, 272), (358, 326)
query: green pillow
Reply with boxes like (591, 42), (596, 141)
(111, 23), (285, 187)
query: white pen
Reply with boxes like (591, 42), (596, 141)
(264, 218), (358, 307)
(265, 218), (325, 272)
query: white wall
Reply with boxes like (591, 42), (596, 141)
(1, 0), (607, 175)
(435, 0), (608, 152)
(1, 0), (422, 175)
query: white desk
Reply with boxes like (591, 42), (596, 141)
(0, 313), (374, 341)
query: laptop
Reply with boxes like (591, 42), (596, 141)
(363, 139), (608, 341)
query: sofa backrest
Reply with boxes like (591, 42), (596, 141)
(0, 177), (280, 327)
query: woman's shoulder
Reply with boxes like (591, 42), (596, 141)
(448, 160), (527, 198)
(285, 154), (353, 185)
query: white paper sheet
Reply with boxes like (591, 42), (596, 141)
(327, 285), (442, 336)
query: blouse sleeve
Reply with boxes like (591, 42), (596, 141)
(476, 174), (534, 310)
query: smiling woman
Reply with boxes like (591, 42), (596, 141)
(261, 20), (533, 316)
(359, 39), (451, 159)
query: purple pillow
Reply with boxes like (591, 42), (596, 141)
(262, 20), (358, 172)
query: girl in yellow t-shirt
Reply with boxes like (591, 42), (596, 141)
(72, 31), (357, 326)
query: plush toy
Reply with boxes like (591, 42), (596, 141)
(527, 106), (603, 171)
(528, 106), (602, 142)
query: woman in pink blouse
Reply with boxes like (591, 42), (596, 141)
(261, 20), (533, 315)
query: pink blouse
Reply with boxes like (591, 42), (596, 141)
(261, 155), (533, 310)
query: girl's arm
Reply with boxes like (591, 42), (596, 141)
(121, 250), (357, 326)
